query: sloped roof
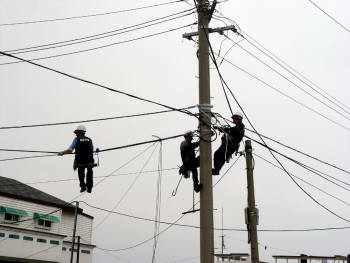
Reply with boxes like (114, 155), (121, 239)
(0, 176), (76, 212)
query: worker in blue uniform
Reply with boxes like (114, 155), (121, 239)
(212, 112), (245, 175)
(58, 125), (95, 193)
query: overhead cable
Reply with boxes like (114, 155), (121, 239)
(217, 114), (350, 176)
(4, 9), (195, 55)
(253, 153), (350, 207)
(213, 11), (350, 112)
(240, 31), (350, 115)
(225, 34), (350, 121)
(0, 106), (196, 130)
(0, 23), (197, 66)
(205, 29), (350, 223)
(0, 0), (185, 27)
(95, 157), (241, 252)
(243, 127), (350, 175)
(80, 201), (350, 232)
(93, 143), (159, 230)
(307, 0), (350, 33)
(245, 135), (350, 190)
(0, 154), (56, 162)
(0, 133), (185, 155)
(217, 54), (350, 133)
(0, 168), (178, 186)
(0, 51), (198, 121)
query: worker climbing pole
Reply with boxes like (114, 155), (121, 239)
(179, 130), (202, 193)
(212, 112), (245, 175)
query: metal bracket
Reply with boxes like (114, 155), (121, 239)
(197, 103), (213, 111)
(183, 25), (238, 39)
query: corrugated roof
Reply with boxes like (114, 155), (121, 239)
(0, 176), (75, 210)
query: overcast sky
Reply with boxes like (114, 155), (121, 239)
(0, 0), (349, 262)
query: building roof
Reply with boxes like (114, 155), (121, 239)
(0, 176), (92, 218)
(273, 255), (349, 260)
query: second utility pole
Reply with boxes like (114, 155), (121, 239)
(245, 140), (259, 263)
(197, 1), (214, 263)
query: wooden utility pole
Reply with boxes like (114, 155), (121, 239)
(245, 140), (259, 263)
(183, 2), (238, 262)
(197, 1), (214, 263)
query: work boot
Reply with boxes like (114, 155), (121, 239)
(87, 188), (92, 193)
(212, 169), (219, 175)
(80, 185), (87, 193)
(194, 183), (202, 193)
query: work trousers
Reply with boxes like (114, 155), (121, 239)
(78, 166), (93, 189)
(213, 141), (237, 173)
(184, 156), (200, 189)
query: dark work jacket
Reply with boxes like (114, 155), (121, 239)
(75, 136), (94, 164)
(180, 140), (200, 166)
(221, 122), (245, 147)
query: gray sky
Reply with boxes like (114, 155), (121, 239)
(1, 0), (349, 262)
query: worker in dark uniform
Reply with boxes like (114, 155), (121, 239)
(212, 112), (245, 175)
(179, 131), (202, 193)
(58, 125), (95, 193)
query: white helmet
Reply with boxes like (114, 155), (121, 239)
(74, 125), (86, 133)
(232, 112), (243, 120)
(184, 130), (192, 137)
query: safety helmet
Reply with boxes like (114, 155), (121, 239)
(74, 125), (86, 133)
(232, 112), (243, 120)
(184, 130), (193, 138)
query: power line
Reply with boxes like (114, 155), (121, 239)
(94, 157), (241, 252)
(219, 113), (350, 187)
(205, 33), (350, 223)
(93, 143), (159, 230)
(80, 201), (350, 232)
(253, 152), (350, 207)
(4, 10), (195, 56)
(0, 106), (196, 130)
(0, 133), (185, 155)
(217, 53), (350, 133)
(0, 154), (56, 162)
(240, 31), (350, 116)
(0, 52), (198, 122)
(0, 23), (197, 66)
(245, 135), (350, 191)
(307, 0), (350, 33)
(225, 33), (350, 121)
(243, 127), (350, 175)
(0, 168), (178, 187)
(216, 113), (350, 176)
(0, 0), (185, 27)
(213, 13), (350, 113)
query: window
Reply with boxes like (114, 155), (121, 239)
(50, 240), (59, 245)
(23, 236), (33, 241)
(62, 247), (67, 251)
(37, 219), (52, 228)
(4, 213), (20, 222)
(9, 234), (19, 239)
(0, 233), (5, 237)
(37, 238), (47, 243)
(69, 248), (78, 252)
(81, 250), (91, 254)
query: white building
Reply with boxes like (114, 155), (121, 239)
(0, 176), (95, 263)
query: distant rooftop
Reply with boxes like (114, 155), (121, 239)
(273, 255), (349, 261)
(0, 176), (80, 213)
